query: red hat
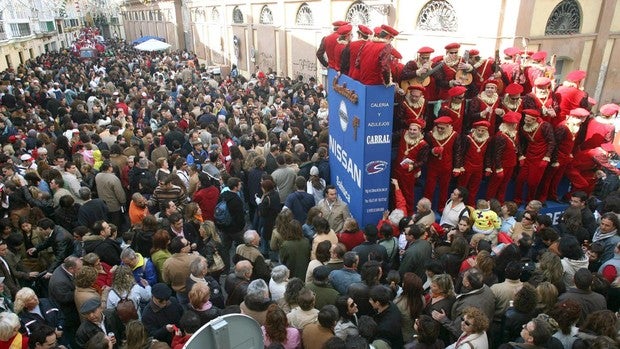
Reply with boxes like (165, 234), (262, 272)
(483, 79), (499, 87)
(337, 24), (352, 35)
(523, 109), (541, 118)
(569, 108), (590, 118)
(588, 97), (597, 106)
(566, 70), (586, 82)
(472, 120), (491, 129)
(409, 118), (426, 129)
(8, 135), (17, 143)
(418, 46), (434, 54)
(531, 51), (547, 61)
(600, 103), (620, 116)
(504, 83), (524, 95)
(332, 20), (349, 27)
(434, 116), (453, 125)
(407, 85), (426, 93)
(503, 111), (522, 124)
(380, 24), (399, 37)
(431, 223), (446, 237)
(373, 27), (382, 35)
(504, 47), (520, 56)
(534, 77), (551, 87)
(448, 86), (467, 98)
(391, 48), (402, 60)
(257, 71), (266, 79)
(357, 25), (372, 36)
(445, 42), (460, 50)
(469, 49), (480, 56)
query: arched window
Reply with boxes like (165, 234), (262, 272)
(259, 5), (273, 25)
(345, 1), (369, 26)
(232, 6), (243, 24)
(416, 0), (458, 32)
(545, 0), (581, 35)
(211, 8), (220, 23)
(295, 3), (313, 26)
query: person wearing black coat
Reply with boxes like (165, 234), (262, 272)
(82, 221), (122, 266)
(29, 218), (74, 273)
(48, 256), (82, 348)
(18, 297), (65, 335)
(216, 177), (246, 271)
(76, 298), (125, 349)
(142, 283), (183, 345)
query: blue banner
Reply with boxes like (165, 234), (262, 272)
(328, 69), (394, 227)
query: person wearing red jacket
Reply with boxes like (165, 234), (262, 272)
(433, 43), (473, 101)
(578, 103), (618, 151)
(332, 24), (353, 72)
(454, 120), (492, 206)
(356, 24), (399, 85)
(513, 109), (556, 204)
(465, 49), (496, 98)
(556, 70), (589, 121)
(565, 144), (620, 195)
(538, 111), (584, 202)
(316, 21), (349, 69)
(340, 24), (373, 79)
(437, 85), (467, 133)
(524, 51), (548, 93)
(486, 111), (521, 203)
(393, 118), (429, 215)
(521, 77), (562, 127)
(423, 116), (460, 211)
(467, 79), (503, 135)
(498, 83), (524, 115)
(400, 46), (437, 101)
(396, 85), (432, 134)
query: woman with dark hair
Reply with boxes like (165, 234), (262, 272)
(405, 314), (444, 349)
(440, 236), (469, 281)
(576, 310), (619, 344)
(305, 240), (331, 283)
(279, 221), (310, 280)
(182, 202), (203, 250)
(379, 222), (399, 270)
(501, 283), (539, 343)
(311, 216), (338, 260)
(559, 235), (589, 287)
(150, 229), (171, 281)
(306, 166), (325, 205)
(337, 217), (365, 252)
(270, 210), (294, 255)
(395, 272), (426, 343)
(424, 274), (456, 345)
(499, 201), (518, 234)
(555, 206), (589, 244)
(348, 260), (382, 317)
(227, 145), (245, 180)
(334, 296), (359, 340)
(301, 207), (322, 243)
(258, 178), (281, 255)
(130, 215), (159, 258)
(548, 299), (583, 348)
(276, 277), (305, 314)
(261, 303), (301, 349)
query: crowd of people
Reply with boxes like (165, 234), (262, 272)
(0, 23), (617, 349)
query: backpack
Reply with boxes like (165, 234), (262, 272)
(112, 289), (138, 323)
(214, 198), (233, 227)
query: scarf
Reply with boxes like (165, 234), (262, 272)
(592, 228), (618, 243)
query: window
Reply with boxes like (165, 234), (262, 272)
(259, 5), (273, 24)
(10, 23), (31, 37)
(295, 3), (313, 26)
(40, 21), (54, 32)
(110, 17), (119, 25)
(545, 0), (581, 35)
(232, 6), (243, 24)
(211, 8), (220, 23)
(346, 1), (369, 25)
(416, 0), (458, 32)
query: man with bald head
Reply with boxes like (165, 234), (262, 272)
(224, 260), (253, 306)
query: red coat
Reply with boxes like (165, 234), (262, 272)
(521, 92), (562, 127)
(580, 118), (615, 151)
(438, 101), (467, 134)
(426, 130), (458, 170)
(316, 32), (339, 68)
(521, 121), (555, 160)
(556, 85), (588, 120)
(467, 95), (501, 133)
(434, 60), (460, 100)
(456, 134), (490, 170)
(341, 39), (369, 79)
(552, 122), (576, 164)
(357, 41), (392, 85)
(193, 186), (220, 221)
(491, 131), (519, 169)
(499, 96), (523, 114)
(399, 99), (431, 127)
(332, 41), (347, 71)
(337, 230), (366, 251)
(471, 58), (495, 94)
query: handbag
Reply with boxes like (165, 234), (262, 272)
(208, 251), (225, 273)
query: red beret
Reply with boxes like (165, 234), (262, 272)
(357, 25), (372, 36)
(380, 24), (399, 37)
(448, 86), (467, 98)
(469, 49), (480, 56)
(588, 97), (597, 106)
(504, 83), (524, 95)
(410, 118), (426, 129)
(523, 109), (541, 118)
(504, 47), (520, 56)
(472, 120), (491, 129)
(434, 116), (453, 125)
(407, 85), (426, 93)
(566, 70), (586, 82)
(531, 51), (547, 62)
(534, 77), (551, 87)
(569, 108), (590, 118)
(600, 103), (619, 116)
(483, 79), (499, 87)
(418, 46), (435, 54)
(391, 48), (402, 60)
(445, 42), (460, 50)
(503, 111), (522, 124)
(332, 21), (349, 27)
(337, 24), (352, 35)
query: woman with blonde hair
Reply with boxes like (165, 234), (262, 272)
(535, 281), (558, 314)
(270, 210), (294, 254)
(14, 288), (63, 337)
(122, 320), (153, 349)
(106, 265), (151, 316)
(424, 273), (456, 344)
(74, 266), (102, 320)
(198, 220), (225, 281)
(186, 282), (221, 325)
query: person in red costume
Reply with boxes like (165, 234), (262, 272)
(521, 77), (562, 127)
(356, 24), (399, 85)
(578, 103), (618, 151)
(454, 120), (492, 206)
(523, 51), (549, 93)
(498, 83), (524, 115)
(465, 49), (496, 98)
(513, 109), (556, 204)
(332, 24), (353, 72)
(437, 86), (468, 133)
(340, 24), (373, 79)
(396, 85), (432, 133)
(316, 21), (349, 69)
(423, 116), (460, 211)
(467, 79), (503, 135)
(486, 111), (521, 203)
(433, 43), (473, 101)
(556, 70), (589, 120)
(401, 46), (437, 101)
(500, 47), (522, 86)
(393, 119), (429, 215)
(538, 110), (585, 202)
(566, 143), (620, 195)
